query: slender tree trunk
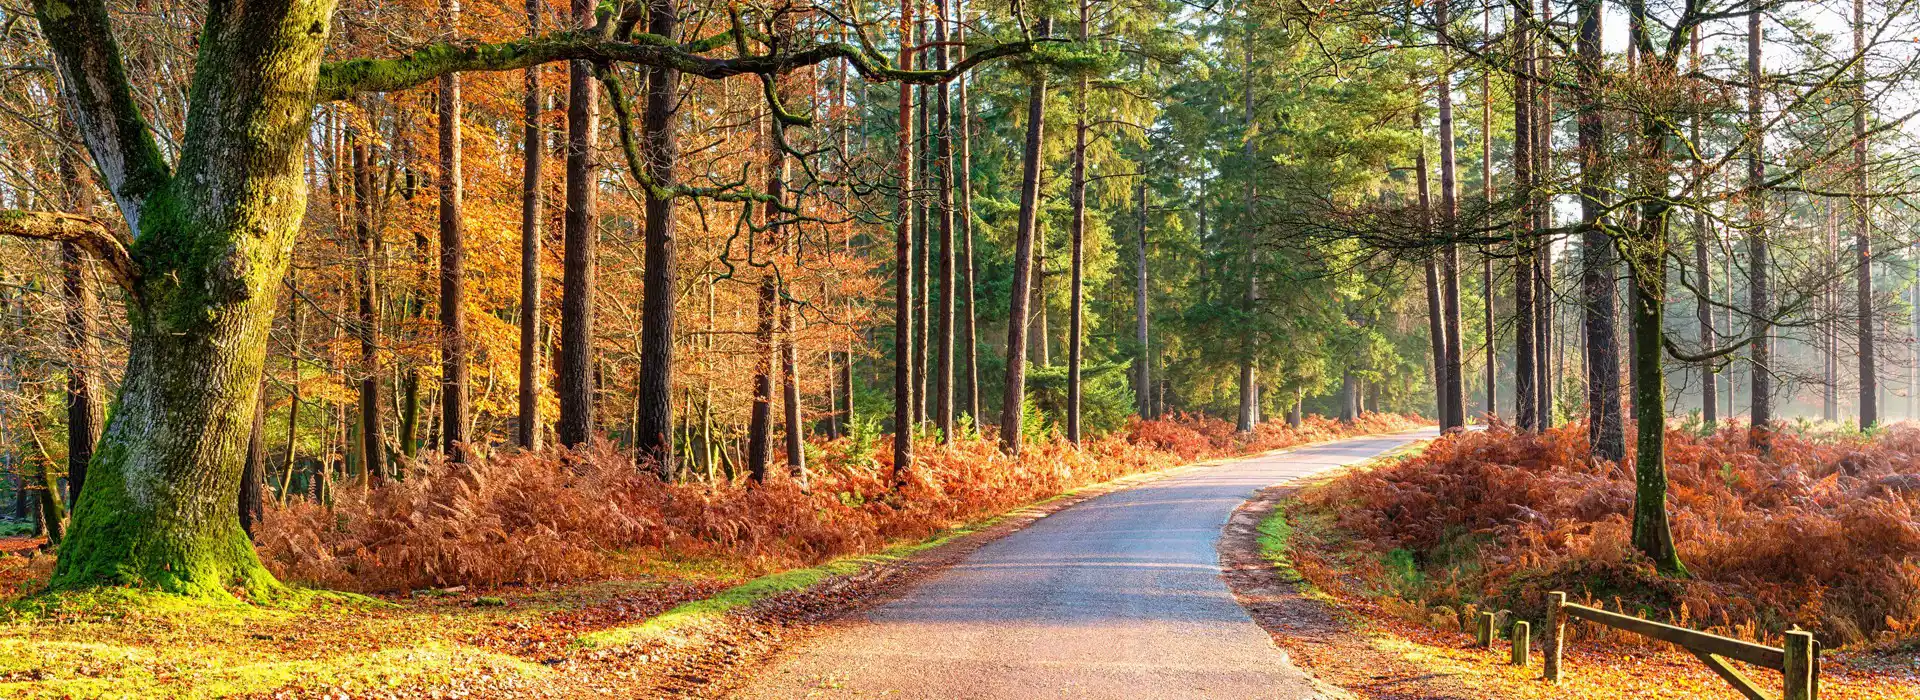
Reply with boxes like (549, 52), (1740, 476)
(1691, 33), (1716, 425)
(781, 294), (804, 481)
(1236, 17), (1260, 432)
(1825, 205), (1839, 421)
(518, 0), (544, 450)
(557, 0), (600, 448)
(281, 271), (302, 495)
(1418, 117), (1447, 422)
(633, 0), (682, 475)
(892, 0), (919, 477)
(438, 0), (469, 462)
(1481, 9), (1496, 422)
(1747, 9), (1772, 446)
(238, 388), (267, 538)
(1066, 0), (1089, 444)
(1853, 0), (1876, 428)
(352, 133), (387, 481)
(1577, 0), (1624, 463)
(1436, 0), (1465, 432)
(1512, 3), (1538, 431)
(57, 120), (103, 508)
(956, 38), (981, 426)
(1000, 18), (1050, 455)
(932, 0), (955, 441)
(1535, 0), (1557, 426)
(1135, 176), (1151, 419)
(912, 31), (930, 428)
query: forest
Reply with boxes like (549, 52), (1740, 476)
(1, 0), (1919, 695)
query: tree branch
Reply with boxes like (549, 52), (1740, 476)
(315, 31), (1038, 101)
(32, 0), (173, 233)
(0, 211), (140, 293)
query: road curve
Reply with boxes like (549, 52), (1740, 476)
(732, 428), (1437, 699)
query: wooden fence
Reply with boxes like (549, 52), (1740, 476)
(1541, 591), (1819, 700)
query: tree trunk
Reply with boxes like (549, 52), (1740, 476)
(1624, 18), (1686, 574)
(352, 133), (387, 482)
(557, 0), (600, 448)
(1512, 2), (1538, 432)
(932, 0), (955, 442)
(46, 0), (325, 596)
(58, 122), (103, 508)
(1747, 9), (1772, 447)
(1535, 0), (1557, 426)
(999, 17), (1050, 455)
(1235, 18), (1260, 433)
(955, 8), (980, 424)
(1340, 372), (1357, 422)
(518, 0), (544, 450)
(239, 388), (267, 538)
(1853, 0), (1875, 428)
(281, 270), (302, 496)
(1417, 109), (1448, 426)
(1066, 0), (1089, 444)
(1691, 33), (1716, 425)
(1577, 0), (1624, 464)
(1435, 1), (1464, 432)
(1481, 9), (1496, 422)
(633, 0), (682, 475)
(438, 0), (469, 462)
(892, 0), (919, 477)
(1135, 176), (1151, 419)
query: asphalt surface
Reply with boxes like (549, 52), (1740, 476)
(734, 428), (1438, 699)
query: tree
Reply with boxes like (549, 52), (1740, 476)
(438, 0), (470, 463)
(1747, 7), (1773, 449)
(1067, 0), (1092, 444)
(1434, 0), (1465, 432)
(1001, 18), (1052, 456)
(1853, 0), (1876, 429)
(11, 0), (1030, 597)
(1575, 0), (1623, 464)
(633, 0), (683, 475)
(518, 0), (545, 451)
(557, 0), (600, 449)
(351, 130), (386, 482)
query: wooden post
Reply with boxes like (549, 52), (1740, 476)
(1783, 630), (1815, 700)
(1544, 591), (1566, 683)
(1478, 611), (1496, 647)
(1512, 620), (1531, 666)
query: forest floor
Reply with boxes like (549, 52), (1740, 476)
(1229, 439), (1920, 700)
(0, 425), (1407, 699)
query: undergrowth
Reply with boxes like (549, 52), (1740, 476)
(256, 413), (1425, 594)
(1288, 421), (1920, 649)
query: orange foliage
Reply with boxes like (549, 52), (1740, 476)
(1295, 422), (1920, 647)
(255, 413), (1426, 593)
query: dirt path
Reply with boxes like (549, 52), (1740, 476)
(728, 430), (1437, 699)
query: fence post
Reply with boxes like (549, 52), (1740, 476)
(1478, 611), (1496, 647)
(1511, 620), (1530, 666)
(1783, 630), (1815, 700)
(1543, 592), (1566, 683)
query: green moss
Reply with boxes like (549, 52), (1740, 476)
(574, 522), (988, 649)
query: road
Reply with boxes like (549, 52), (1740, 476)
(733, 429), (1436, 699)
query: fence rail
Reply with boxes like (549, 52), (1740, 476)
(1543, 591), (1818, 700)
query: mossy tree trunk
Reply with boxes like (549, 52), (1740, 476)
(34, 0), (333, 597)
(1623, 12), (1686, 577)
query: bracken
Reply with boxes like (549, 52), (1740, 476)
(255, 413), (1428, 593)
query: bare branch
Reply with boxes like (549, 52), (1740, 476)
(0, 211), (140, 292)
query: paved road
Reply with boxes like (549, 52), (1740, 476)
(734, 429), (1437, 699)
